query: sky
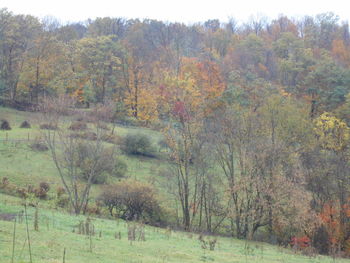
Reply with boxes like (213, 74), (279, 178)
(1, 0), (350, 24)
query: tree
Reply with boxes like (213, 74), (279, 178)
(17, 24), (66, 102)
(164, 114), (202, 230)
(76, 35), (123, 103)
(303, 113), (350, 251)
(208, 98), (314, 240)
(332, 39), (350, 67)
(0, 9), (41, 101)
(38, 95), (118, 214)
(87, 17), (126, 38)
(302, 55), (350, 113)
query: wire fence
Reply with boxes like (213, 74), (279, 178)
(0, 132), (36, 144)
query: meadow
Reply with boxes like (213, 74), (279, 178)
(1, 106), (350, 263)
(1, 193), (348, 263)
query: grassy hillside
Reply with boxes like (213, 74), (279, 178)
(0, 106), (167, 194)
(1, 107), (350, 262)
(1, 193), (348, 263)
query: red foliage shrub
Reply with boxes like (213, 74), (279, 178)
(291, 236), (311, 249)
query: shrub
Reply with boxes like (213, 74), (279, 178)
(101, 134), (121, 144)
(113, 158), (127, 178)
(16, 187), (28, 199)
(312, 225), (330, 254)
(69, 121), (87, 131)
(85, 203), (102, 215)
(0, 177), (18, 197)
(34, 182), (50, 199)
(90, 172), (109, 184)
(123, 117), (140, 127)
(77, 145), (118, 184)
(0, 119), (11, 130)
(121, 133), (156, 157)
(97, 122), (110, 130)
(70, 131), (97, 141)
(40, 123), (58, 130)
(30, 141), (49, 151)
(40, 182), (50, 192)
(82, 156), (127, 184)
(291, 235), (311, 250)
(99, 180), (163, 224)
(20, 120), (31, 128)
(56, 186), (66, 198)
(199, 235), (217, 251)
(0, 177), (9, 189)
(56, 187), (69, 208)
(158, 139), (170, 152)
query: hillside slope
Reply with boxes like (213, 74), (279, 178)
(1, 194), (348, 263)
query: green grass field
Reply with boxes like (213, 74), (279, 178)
(1, 106), (350, 262)
(0, 106), (166, 193)
(1, 193), (349, 263)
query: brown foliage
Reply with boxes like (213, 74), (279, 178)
(0, 119), (11, 130)
(99, 180), (162, 223)
(40, 123), (58, 130)
(70, 131), (97, 141)
(30, 141), (49, 151)
(69, 121), (87, 131)
(34, 182), (50, 199)
(20, 120), (31, 128)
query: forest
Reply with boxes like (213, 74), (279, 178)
(1, 8), (350, 258)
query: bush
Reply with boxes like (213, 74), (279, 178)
(97, 122), (110, 130)
(20, 120), (31, 128)
(40, 123), (58, 130)
(291, 236), (311, 250)
(116, 116), (139, 127)
(0, 119), (11, 130)
(85, 203), (102, 216)
(16, 187), (28, 199)
(55, 187), (69, 208)
(56, 186), (65, 198)
(121, 133), (156, 157)
(77, 145), (117, 184)
(69, 121), (87, 131)
(0, 177), (9, 189)
(113, 158), (128, 178)
(82, 156), (127, 184)
(101, 134), (121, 144)
(0, 178), (22, 197)
(312, 225), (330, 254)
(99, 180), (163, 224)
(30, 141), (48, 151)
(91, 172), (109, 184)
(70, 131), (97, 141)
(0, 177), (15, 196)
(34, 182), (50, 199)
(158, 139), (170, 152)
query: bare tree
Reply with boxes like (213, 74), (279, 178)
(164, 116), (202, 231)
(208, 105), (313, 239)
(38, 95), (117, 214)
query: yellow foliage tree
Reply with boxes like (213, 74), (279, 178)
(314, 112), (350, 152)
